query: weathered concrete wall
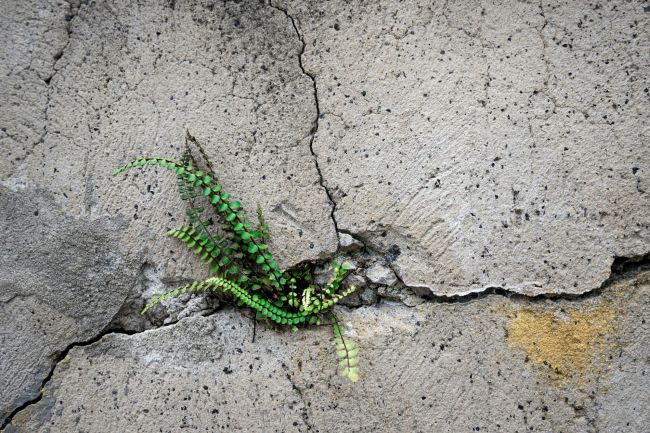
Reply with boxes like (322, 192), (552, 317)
(1, 0), (648, 431)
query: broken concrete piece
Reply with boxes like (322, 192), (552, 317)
(360, 287), (379, 305)
(366, 263), (398, 286)
(339, 232), (364, 252)
(6, 273), (649, 432)
(280, 0), (650, 296)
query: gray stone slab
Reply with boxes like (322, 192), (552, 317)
(6, 273), (649, 432)
(1, 0), (336, 424)
(276, 0), (650, 295)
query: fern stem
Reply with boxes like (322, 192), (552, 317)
(330, 314), (351, 368)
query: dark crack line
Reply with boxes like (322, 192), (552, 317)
(4, 253), (647, 428)
(1, 326), (137, 430)
(420, 252), (650, 304)
(280, 362), (315, 432)
(9, 1), (81, 178)
(268, 1), (341, 247)
(342, 228), (650, 305)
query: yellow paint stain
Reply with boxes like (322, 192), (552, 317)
(506, 305), (615, 383)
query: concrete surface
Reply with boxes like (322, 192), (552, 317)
(1, 0), (648, 431)
(4, 273), (649, 432)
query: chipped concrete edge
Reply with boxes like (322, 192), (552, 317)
(2, 249), (648, 430)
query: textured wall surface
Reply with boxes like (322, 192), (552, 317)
(1, 0), (648, 431)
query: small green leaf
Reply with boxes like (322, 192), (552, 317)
(225, 212), (236, 222)
(202, 186), (211, 196)
(248, 244), (259, 253)
(229, 201), (241, 210)
(218, 203), (228, 212)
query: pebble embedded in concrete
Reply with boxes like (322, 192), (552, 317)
(366, 263), (398, 286)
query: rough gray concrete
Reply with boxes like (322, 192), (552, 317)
(274, 0), (650, 296)
(1, 0), (337, 423)
(5, 272), (649, 432)
(1, 0), (649, 431)
(0, 187), (139, 424)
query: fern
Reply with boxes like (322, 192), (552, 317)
(331, 314), (359, 382)
(111, 133), (360, 382)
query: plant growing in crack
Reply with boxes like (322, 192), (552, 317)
(111, 131), (359, 382)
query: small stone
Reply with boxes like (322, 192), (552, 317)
(339, 291), (362, 307)
(339, 233), (363, 252)
(360, 287), (378, 305)
(377, 285), (402, 301)
(365, 263), (398, 286)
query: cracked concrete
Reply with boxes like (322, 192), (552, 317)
(4, 271), (650, 432)
(1, 0), (649, 431)
(269, 0), (341, 242)
(276, 0), (649, 296)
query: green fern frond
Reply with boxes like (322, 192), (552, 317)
(113, 156), (283, 290)
(112, 139), (363, 384)
(256, 203), (270, 240)
(185, 130), (216, 179)
(325, 261), (350, 296)
(112, 157), (179, 176)
(142, 276), (309, 326)
(142, 278), (225, 313)
(167, 226), (239, 277)
(313, 285), (357, 314)
(331, 314), (359, 382)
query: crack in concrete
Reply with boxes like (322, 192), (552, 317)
(280, 362), (315, 432)
(4, 251), (647, 428)
(268, 1), (341, 247)
(6, 0), (81, 181)
(44, 0), (80, 85)
(0, 326), (137, 430)
(343, 227), (650, 304)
